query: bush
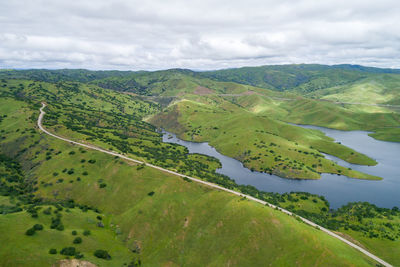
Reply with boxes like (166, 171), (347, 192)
(75, 252), (84, 259)
(82, 171), (88, 176)
(25, 228), (35, 236)
(60, 247), (76, 256)
(69, 151), (76, 155)
(94, 249), (111, 260)
(83, 230), (91, 236)
(72, 230), (77, 235)
(73, 237), (82, 244)
(43, 207), (52, 215)
(49, 248), (57, 254)
(147, 191), (155, 196)
(33, 224), (43, 231)
(99, 183), (107, 188)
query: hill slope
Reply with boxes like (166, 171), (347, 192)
(0, 94), (379, 266)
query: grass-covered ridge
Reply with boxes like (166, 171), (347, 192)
(0, 66), (399, 266)
(0, 90), (381, 266)
(150, 96), (380, 180)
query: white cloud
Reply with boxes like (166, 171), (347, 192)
(0, 0), (399, 70)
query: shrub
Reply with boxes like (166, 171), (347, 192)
(83, 230), (91, 236)
(60, 247), (76, 256)
(82, 171), (88, 176)
(43, 207), (52, 215)
(69, 151), (76, 155)
(73, 237), (82, 244)
(49, 248), (57, 254)
(96, 215), (102, 220)
(25, 228), (35, 236)
(147, 191), (155, 196)
(33, 224), (43, 231)
(88, 159), (96, 164)
(75, 252), (84, 259)
(94, 249), (111, 260)
(99, 183), (107, 188)
(72, 230), (77, 235)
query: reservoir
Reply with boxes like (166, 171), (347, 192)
(162, 125), (400, 209)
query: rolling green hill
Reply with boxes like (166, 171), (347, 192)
(150, 96), (380, 180)
(0, 84), (382, 267)
(0, 66), (399, 266)
(199, 64), (400, 93)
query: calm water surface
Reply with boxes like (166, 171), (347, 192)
(162, 126), (400, 209)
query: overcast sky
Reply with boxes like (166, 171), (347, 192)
(1, 0), (400, 70)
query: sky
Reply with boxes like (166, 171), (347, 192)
(1, 0), (400, 70)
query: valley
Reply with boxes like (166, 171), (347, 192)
(0, 65), (399, 266)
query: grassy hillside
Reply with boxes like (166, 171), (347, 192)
(230, 93), (400, 142)
(196, 65), (400, 142)
(200, 64), (368, 92)
(200, 64), (400, 93)
(150, 96), (379, 180)
(0, 91), (381, 266)
(0, 68), (399, 266)
(2, 66), (399, 143)
(306, 74), (400, 105)
(0, 208), (134, 266)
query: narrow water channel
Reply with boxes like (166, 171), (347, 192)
(162, 126), (400, 209)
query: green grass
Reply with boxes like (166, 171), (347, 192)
(150, 96), (380, 180)
(0, 86), (379, 266)
(369, 127), (400, 142)
(33, 141), (377, 266)
(333, 203), (400, 266)
(0, 208), (133, 267)
(1, 75), (399, 266)
(307, 74), (400, 105)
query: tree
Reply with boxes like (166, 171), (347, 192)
(83, 230), (91, 236)
(25, 228), (35, 236)
(60, 247), (76, 256)
(33, 224), (43, 231)
(73, 237), (82, 244)
(94, 249), (111, 260)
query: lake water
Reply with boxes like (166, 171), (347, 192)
(162, 126), (400, 209)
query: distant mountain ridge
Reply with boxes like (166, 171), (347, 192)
(1, 64), (400, 98)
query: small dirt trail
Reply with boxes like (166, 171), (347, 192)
(38, 103), (392, 267)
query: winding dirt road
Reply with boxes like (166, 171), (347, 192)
(38, 103), (393, 267)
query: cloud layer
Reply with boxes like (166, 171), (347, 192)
(1, 0), (400, 70)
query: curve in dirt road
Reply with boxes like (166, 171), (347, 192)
(37, 103), (393, 267)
